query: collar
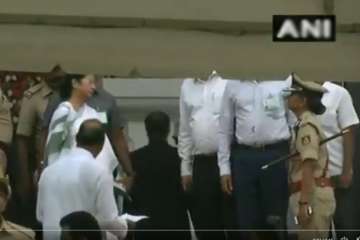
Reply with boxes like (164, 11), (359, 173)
(299, 111), (312, 122)
(71, 147), (94, 159)
(41, 82), (53, 98)
(0, 217), (9, 232)
(194, 78), (206, 84)
(148, 139), (169, 147)
(195, 75), (221, 85)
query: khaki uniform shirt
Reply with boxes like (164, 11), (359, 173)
(0, 218), (35, 240)
(290, 111), (329, 183)
(16, 81), (53, 160)
(0, 90), (13, 145)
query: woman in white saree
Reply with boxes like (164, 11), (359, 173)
(44, 74), (127, 239)
(45, 74), (118, 174)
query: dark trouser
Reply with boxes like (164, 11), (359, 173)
(333, 186), (359, 239)
(231, 141), (289, 240)
(188, 155), (234, 240)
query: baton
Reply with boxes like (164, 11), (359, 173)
(261, 129), (350, 170)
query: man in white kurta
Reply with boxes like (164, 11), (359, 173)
(37, 119), (127, 240)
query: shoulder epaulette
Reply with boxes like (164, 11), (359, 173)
(24, 83), (43, 99)
(300, 122), (320, 135)
(6, 221), (35, 239)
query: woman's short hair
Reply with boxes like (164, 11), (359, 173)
(302, 91), (326, 115)
(59, 74), (85, 100)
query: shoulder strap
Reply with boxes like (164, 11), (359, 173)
(302, 122), (320, 135)
(6, 221), (35, 239)
(24, 83), (42, 99)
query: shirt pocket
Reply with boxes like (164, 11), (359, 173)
(263, 91), (285, 119)
(0, 96), (11, 113)
(186, 96), (203, 119)
(209, 91), (224, 116)
(187, 100), (202, 129)
(0, 97), (12, 124)
(234, 92), (254, 120)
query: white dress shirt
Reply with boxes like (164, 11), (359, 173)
(37, 147), (127, 240)
(318, 82), (359, 176)
(179, 76), (227, 176)
(218, 79), (292, 176)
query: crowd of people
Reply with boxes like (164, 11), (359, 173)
(0, 66), (359, 240)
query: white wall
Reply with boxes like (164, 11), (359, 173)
(104, 78), (182, 97)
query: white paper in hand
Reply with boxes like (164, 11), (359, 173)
(113, 181), (126, 192)
(113, 181), (132, 202)
(119, 214), (149, 223)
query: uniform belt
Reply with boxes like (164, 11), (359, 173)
(235, 140), (289, 151)
(289, 177), (333, 194)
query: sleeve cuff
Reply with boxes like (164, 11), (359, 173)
(301, 150), (318, 162)
(181, 159), (192, 176)
(340, 118), (360, 130)
(16, 127), (32, 137)
(219, 164), (231, 176)
(104, 217), (128, 240)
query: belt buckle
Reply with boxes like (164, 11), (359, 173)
(254, 143), (265, 150)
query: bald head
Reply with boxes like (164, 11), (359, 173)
(76, 119), (105, 156)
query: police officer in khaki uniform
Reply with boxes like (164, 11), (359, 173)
(16, 65), (66, 227)
(285, 74), (335, 240)
(0, 89), (13, 172)
(0, 147), (35, 240)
